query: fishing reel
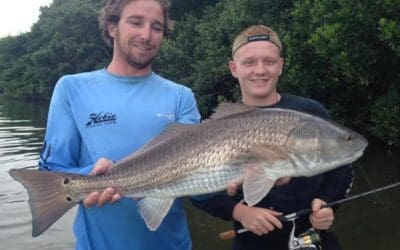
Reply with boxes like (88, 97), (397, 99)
(288, 221), (321, 250)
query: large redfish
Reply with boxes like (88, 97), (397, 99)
(9, 102), (367, 237)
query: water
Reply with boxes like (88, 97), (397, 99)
(0, 98), (399, 250)
(0, 98), (76, 249)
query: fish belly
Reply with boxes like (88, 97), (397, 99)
(126, 164), (243, 198)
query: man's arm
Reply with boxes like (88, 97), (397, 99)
(317, 164), (354, 204)
(191, 193), (240, 220)
(39, 78), (120, 207)
(176, 87), (201, 125)
(39, 77), (93, 175)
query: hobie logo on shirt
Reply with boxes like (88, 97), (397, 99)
(86, 112), (117, 128)
(156, 112), (175, 120)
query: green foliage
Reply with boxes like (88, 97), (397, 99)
(0, 0), (110, 100)
(283, 0), (400, 146)
(169, 0), (219, 20)
(371, 87), (400, 146)
(157, 0), (294, 116)
(379, 17), (400, 56)
(0, 0), (399, 146)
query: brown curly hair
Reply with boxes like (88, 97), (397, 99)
(98, 0), (174, 47)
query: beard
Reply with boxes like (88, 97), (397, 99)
(125, 50), (156, 70)
(114, 31), (159, 70)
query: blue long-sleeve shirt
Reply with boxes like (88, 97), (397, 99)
(39, 69), (200, 250)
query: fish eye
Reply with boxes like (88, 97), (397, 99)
(66, 196), (72, 202)
(344, 135), (353, 141)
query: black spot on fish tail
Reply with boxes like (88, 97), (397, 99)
(63, 178), (70, 185)
(8, 168), (79, 237)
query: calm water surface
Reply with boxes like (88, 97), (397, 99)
(0, 98), (399, 250)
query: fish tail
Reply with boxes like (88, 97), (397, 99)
(9, 168), (78, 237)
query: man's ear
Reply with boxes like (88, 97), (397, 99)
(278, 58), (284, 76)
(108, 22), (117, 38)
(229, 60), (238, 78)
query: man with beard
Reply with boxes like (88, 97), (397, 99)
(39, 1), (200, 249)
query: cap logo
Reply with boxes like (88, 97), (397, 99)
(247, 35), (270, 42)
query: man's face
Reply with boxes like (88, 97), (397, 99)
(229, 41), (284, 105)
(109, 0), (164, 71)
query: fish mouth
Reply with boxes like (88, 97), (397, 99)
(343, 140), (368, 165)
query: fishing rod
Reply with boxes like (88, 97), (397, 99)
(219, 181), (400, 240)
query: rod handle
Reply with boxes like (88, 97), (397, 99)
(219, 230), (236, 240)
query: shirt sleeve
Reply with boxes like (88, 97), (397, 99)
(39, 77), (93, 175)
(317, 165), (354, 204)
(191, 193), (241, 221)
(176, 87), (201, 125)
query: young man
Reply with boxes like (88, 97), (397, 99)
(192, 25), (353, 250)
(39, 0), (200, 249)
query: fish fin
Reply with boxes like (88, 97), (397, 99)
(139, 124), (195, 152)
(9, 168), (78, 237)
(207, 102), (256, 120)
(138, 197), (174, 231)
(115, 124), (196, 165)
(243, 164), (276, 206)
